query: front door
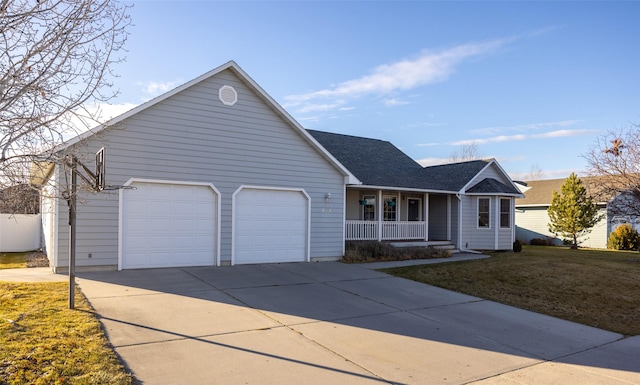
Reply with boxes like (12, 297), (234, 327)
(408, 198), (420, 221)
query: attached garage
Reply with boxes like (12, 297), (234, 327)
(233, 187), (309, 265)
(120, 180), (219, 269)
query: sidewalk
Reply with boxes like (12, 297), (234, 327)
(356, 252), (489, 269)
(0, 267), (67, 282)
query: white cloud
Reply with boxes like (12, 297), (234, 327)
(531, 129), (598, 138)
(138, 80), (181, 97)
(67, 102), (138, 134)
(453, 134), (527, 146)
(295, 101), (348, 113)
(384, 98), (410, 107)
(471, 120), (582, 135)
(284, 36), (514, 113)
(451, 128), (595, 146)
(417, 157), (450, 167)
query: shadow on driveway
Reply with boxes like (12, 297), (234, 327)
(77, 262), (639, 385)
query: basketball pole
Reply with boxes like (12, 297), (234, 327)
(68, 156), (77, 309)
(63, 149), (104, 309)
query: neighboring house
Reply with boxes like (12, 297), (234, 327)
(514, 178), (621, 248)
(308, 130), (523, 252)
(35, 61), (522, 272)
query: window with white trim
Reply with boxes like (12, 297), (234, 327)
(362, 195), (375, 221)
(478, 197), (490, 228)
(383, 195), (397, 221)
(500, 198), (511, 228)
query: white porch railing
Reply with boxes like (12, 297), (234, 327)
(346, 220), (426, 241)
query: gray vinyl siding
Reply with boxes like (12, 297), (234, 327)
(515, 206), (561, 245)
(345, 189), (362, 220)
(462, 196), (496, 250)
(496, 198), (515, 250)
(53, 68), (346, 270)
(461, 195), (511, 250)
(515, 206), (608, 248)
(470, 163), (512, 187)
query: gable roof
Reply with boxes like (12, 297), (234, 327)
(307, 129), (522, 195)
(306, 130), (423, 188)
(515, 176), (614, 206)
(60, 61), (359, 185)
(466, 177), (522, 195)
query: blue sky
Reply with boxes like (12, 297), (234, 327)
(103, 0), (640, 181)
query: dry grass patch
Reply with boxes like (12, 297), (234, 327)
(0, 253), (27, 269)
(380, 245), (640, 336)
(0, 282), (132, 385)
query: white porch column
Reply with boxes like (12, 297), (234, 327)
(424, 193), (429, 241)
(377, 190), (383, 241)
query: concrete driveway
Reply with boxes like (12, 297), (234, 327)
(75, 260), (640, 385)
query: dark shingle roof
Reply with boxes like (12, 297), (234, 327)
(307, 129), (423, 188)
(467, 178), (522, 195)
(515, 176), (615, 206)
(418, 160), (490, 191)
(308, 129), (519, 194)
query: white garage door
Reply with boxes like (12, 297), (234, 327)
(121, 181), (217, 269)
(234, 188), (308, 265)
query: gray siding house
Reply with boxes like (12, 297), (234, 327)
(308, 131), (523, 252)
(515, 178), (611, 248)
(40, 61), (356, 272)
(39, 61), (522, 272)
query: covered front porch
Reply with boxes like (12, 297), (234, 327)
(345, 189), (454, 242)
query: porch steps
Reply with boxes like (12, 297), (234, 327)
(389, 241), (459, 253)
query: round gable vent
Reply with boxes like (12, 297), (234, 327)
(219, 85), (238, 106)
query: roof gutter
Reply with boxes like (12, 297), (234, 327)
(350, 184), (460, 195)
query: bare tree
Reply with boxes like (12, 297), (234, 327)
(0, 0), (131, 208)
(526, 164), (545, 181)
(449, 143), (483, 163)
(583, 124), (640, 217)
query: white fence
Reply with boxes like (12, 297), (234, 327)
(346, 220), (426, 241)
(0, 214), (41, 252)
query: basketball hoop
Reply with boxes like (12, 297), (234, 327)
(95, 147), (105, 191)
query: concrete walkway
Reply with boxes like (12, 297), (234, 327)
(2, 256), (639, 384)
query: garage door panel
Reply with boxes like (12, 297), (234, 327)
(122, 182), (217, 269)
(234, 188), (308, 265)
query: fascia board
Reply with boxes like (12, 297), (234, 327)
(350, 184), (459, 194)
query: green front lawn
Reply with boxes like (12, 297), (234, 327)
(380, 245), (640, 336)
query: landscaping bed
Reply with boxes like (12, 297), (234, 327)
(343, 240), (452, 263)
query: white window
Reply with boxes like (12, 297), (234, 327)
(362, 195), (376, 221)
(478, 197), (490, 228)
(383, 195), (397, 221)
(500, 198), (511, 228)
